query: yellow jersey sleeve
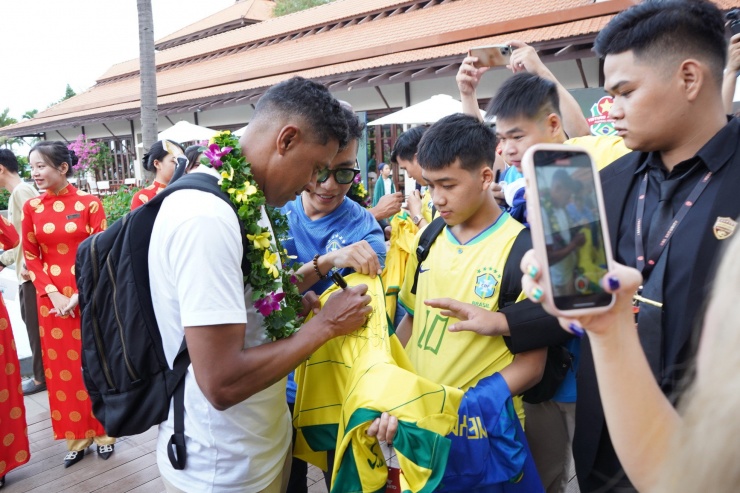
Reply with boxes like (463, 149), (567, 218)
(397, 228), (424, 316)
(564, 135), (632, 170)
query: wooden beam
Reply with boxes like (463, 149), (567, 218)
(435, 63), (459, 75)
(555, 44), (575, 56)
(329, 79), (352, 89)
(346, 75), (372, 89)
(389, 70), (413, 81)
(575, 58), (589, 88)
(411, 66), (436, 78)
(368, 72), (392, 84)
(55, 130), (70, 144)
(101, 123), (118, 138)
(374, 86), (391, 109)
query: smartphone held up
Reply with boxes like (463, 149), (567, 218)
(468, 44), (512, 68)
(522, 144), (615, 317)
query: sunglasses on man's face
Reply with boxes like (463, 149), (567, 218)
(316, 167), (361, 185)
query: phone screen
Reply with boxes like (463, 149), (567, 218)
(533, 150), (612, 310)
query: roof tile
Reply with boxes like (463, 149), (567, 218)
(155, 0), (274, 46)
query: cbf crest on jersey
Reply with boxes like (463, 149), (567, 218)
(474, 267), (499, 299)
(325, 232), (347, 253)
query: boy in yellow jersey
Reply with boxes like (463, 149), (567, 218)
(391, 126), (435, 227)
(396, 114), (547, 423)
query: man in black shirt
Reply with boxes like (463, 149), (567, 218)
(574, 1), (740, 491)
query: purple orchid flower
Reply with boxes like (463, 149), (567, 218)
(204, 143), (233, 169)
(255, 292), (286, 317)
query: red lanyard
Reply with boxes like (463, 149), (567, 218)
(634, 169), (712, 274)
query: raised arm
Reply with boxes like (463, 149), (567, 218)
(456, 56), (489, 122)
(722, 34), (740, 115)
(507, 40), (590, 138)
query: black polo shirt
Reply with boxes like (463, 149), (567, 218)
(614, 117), (738, 392)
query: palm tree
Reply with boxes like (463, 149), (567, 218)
(0, 108), (20, 149)
(22, 109), (38, 120)
(137, 0), (158, 153)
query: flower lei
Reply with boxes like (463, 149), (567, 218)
(346, 171), (369, 206)
(201, 131), (304, 340)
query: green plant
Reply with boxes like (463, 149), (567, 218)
(273, 0), (330, 17)
(0, 189), (9, 210)
(101, 186), (141, 225)
(16, 155), (30, 180)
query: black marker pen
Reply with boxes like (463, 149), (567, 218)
(331, 271), (348, 290)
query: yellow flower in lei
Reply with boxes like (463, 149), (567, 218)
(263, 249), (280, 278)
(199, 130), (305, 340)
(228, 183), (258, 204)
(248, 232), (271, 250)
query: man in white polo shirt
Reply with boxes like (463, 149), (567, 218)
(150, 77), (372, 493)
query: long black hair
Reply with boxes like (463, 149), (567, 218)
(29, 141), (77, 177)
(142, 140), (183, 172)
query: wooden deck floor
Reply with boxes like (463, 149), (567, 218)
(7, 391), (578, 492)
(4, 390), (329, 493)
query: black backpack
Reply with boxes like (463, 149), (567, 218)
(76, 173), (249, 470)
(411, 217), (571, 404)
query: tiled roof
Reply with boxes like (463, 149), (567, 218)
(154, 0), (274, 50)
(33, 0), (614, 116)
(101, 0), (418, 80)
(3, 13), (617, 135)
(9, 0), (738, 136)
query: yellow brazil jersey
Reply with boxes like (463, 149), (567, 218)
(381, 211), (417, 321)
(421, 188), (436, 223)
(564, 135), (631, 170)
(293, 273), (463, 493)
(398, 212), (526, 420)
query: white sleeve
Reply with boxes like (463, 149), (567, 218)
(169, 213), (247, 328)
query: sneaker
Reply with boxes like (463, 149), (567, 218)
(63, 449), (85, 468)
(97, 444), (114, 460)
(22, 379), (46, 396)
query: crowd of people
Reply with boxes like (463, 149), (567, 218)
(1, 0), (740, 491)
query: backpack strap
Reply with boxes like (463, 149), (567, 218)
(146, 173), (251, 471)
(167, 339), (189, 470)
(498, 228), (532, 309)
(410, 216), (446, 295)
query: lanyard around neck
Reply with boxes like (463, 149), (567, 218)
(634, 168), (712, 275)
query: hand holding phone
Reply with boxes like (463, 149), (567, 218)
(522, 144), (615, 316)
(468, 45), (512, 68)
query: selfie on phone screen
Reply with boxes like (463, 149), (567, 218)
(534, 151), (610, 309)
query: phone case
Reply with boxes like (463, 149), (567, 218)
(468, 45), (511, 68)
(521, 143), (616, 317)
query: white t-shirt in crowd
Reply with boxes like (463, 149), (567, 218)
(149, 169), (291, 493)
(383, 176), (393, 195)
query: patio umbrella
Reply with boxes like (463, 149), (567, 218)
(233, 124), (248, 137)
(157, 120), (217, 142)
(367, 94), (487, 126)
